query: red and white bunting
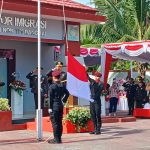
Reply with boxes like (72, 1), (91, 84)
(80, 48), (100, 57)
(54, 46), (61, 53)
(124, 44), (145, 56)
(103, 43), (122, 55)
(80, 48), (89, 57)
(89, 48), (99, 56)
(102, 41), (150, 57)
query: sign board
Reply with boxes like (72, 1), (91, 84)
(67, 25), (79, 41)
(0, 13), (64, 40)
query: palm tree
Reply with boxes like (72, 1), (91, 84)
(91, 0), (150, 42)
(81, 0), (150, 78)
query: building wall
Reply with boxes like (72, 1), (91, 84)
(0, 40), (63, 114)
(0, 12), (81, 115)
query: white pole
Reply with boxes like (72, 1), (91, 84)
(37, 0), (43, 140)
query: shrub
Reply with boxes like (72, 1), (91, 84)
(0, 98), (10, 111)
(64, 107), (91, 132)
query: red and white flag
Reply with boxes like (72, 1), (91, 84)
(67, 52), (93, 102)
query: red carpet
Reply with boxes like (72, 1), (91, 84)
(26, 116), (136, 133)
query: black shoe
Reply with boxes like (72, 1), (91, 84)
(95, 131), (101, 135)
(89, 131), (96, 134)
(48, 139), (61, 144)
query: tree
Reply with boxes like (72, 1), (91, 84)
(81, 0), (150, 78)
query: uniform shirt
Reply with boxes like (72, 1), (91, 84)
(46, 69), (67, 85)
(89, 77), (104, 104)
(135, 86), (147, 101)
(49, 82), (69, 111)
(123, 82), (136, 98)
(26, 72), (48, 96)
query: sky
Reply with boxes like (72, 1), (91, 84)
(73, 0), (94, 7)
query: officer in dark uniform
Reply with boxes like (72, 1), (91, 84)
(48, 70), (69, 144)
(123, 78), (136, 115)
(46, 61), (67, 86)
(89, 71), (104, 135)
(135, 81), (147, 108)
(26, 67), (48, 110)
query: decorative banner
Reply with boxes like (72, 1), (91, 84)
(103, 43), (122, 55)
(101, 40), (150, 90)
(102, 41), (150, 59)
(147, 44), (150, 52)
(89, 48), (99, 56)
(80, 48), (100, 57)
(124, 44), (145, 56)
(54, 46), (61, 53)
(80, 48), (89, 57)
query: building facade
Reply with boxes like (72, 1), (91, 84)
(0, 0), (105, 118)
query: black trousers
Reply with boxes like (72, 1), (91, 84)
(109, 97), (118, 113)
(34, 93), (44, 109)
(90, 102), (101, 132)
(50, 110), (63, 142)
(136, 100), (143, 108)
(127, 97), (135, 115)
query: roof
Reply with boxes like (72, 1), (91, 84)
(3, 0), (106, 24)
(31, 0), (97, 13)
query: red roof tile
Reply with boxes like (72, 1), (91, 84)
(4, 0), (105, 23)
(29, 0), (96, 12)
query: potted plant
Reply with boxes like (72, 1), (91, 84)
(63, 107), (93, 133)
(10, 80), (26, 116)
(0, 98), (12, 130)
(10, 80), (26, 96)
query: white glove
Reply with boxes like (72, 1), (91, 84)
(48, 109), (52, 114)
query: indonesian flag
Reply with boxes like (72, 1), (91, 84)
(67, 52), (93, 102)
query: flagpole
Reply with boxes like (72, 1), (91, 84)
(37, 0), (43, 140)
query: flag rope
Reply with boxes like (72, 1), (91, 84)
(62, 0), (69, 52)
(0, 0), (4, 19)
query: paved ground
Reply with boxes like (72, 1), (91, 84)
(0, 119), (150, 150)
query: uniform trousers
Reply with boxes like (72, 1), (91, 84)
(109, 97), (118, 113)
(90, 102), (101, 132)
(136, 100), (143, 108)
(50, 110), (63, 142)
(127, 97), (135, 115)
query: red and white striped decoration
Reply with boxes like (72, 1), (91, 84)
(101, 40), (150, 88)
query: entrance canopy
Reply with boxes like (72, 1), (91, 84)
(101, 41), (150, 87)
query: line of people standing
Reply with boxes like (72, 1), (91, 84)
(106, 77), (149, 117)
(123, 77), (148, 115)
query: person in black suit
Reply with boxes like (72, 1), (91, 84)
(88, 71), (104, 135)
(48, 70), (69, 144)
(26, 67), (48, 110)
(135, 81), (147, 108)
(46, 61), (67, 86)
(123, 78), (136, 115)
